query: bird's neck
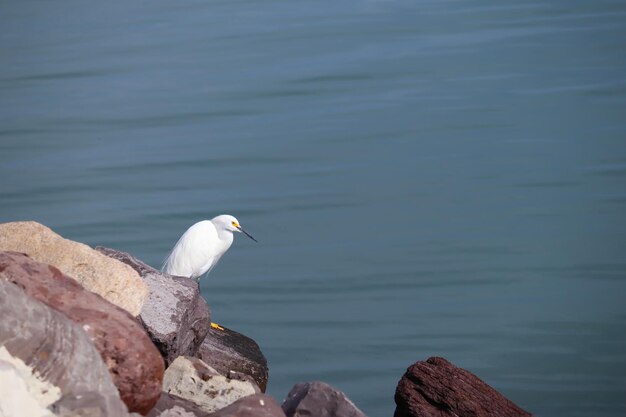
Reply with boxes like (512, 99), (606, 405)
(216, 229), (234, 244)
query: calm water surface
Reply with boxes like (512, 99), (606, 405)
(1, 1), (625, 416)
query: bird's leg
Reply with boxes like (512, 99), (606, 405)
(196, 276), (223, 330)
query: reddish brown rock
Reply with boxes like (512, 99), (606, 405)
(394, 357), (532, 417)
(282, 381), (368, 417)
(210, 394), (286, 417)
(96, 247), (211, 365)
(0, 251), (164, 415)
(196, 326), (269, 392)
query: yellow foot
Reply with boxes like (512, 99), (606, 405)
(210, 322), (224, 331)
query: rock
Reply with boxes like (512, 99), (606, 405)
(96, 247), (211, 365)
(0, 280), (130, 416)
(196, 326), (269, 393)
(0, 349), (56, 417)
(0, 221), (148, 316)
(149, 406), (197, 417)
(95, 247), (270, 394)
(147, 393), (212, 417)
(282, 381), (368, 417)
(163, 356), (260, 414)
(394, 357), (532, 417)
(209, 394), (286, 417)
(51, 392), (143, 417)
(0, 251), (164, 415)
(149, 395), (283, 417)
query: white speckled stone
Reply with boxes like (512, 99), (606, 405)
(163, 357), (260, 414)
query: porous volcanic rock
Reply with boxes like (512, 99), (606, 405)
(0, 280), (130, 416)
(96, 247), (211, 364)
(0, 251), (164, 415)
(163, 356), (260, 414)
(282, 381), (368, 417)
(210, 394), (286, 417)
(196, 326), (269, 392)
(394, 357), (532, 417)
(0, 221), (148, 316)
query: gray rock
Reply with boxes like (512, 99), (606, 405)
(96, 247), (271, 394)
(196, 326), (269, 392)
(209, 394), (286, 417)
(0, 281), (130, 416)
(147, 393), (212, 417)
(162, 356), (260, 414)
(282, 381), (368, 417)
(96, 247), (211, 365)
(50, 392), (123, 417)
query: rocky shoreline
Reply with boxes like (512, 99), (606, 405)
(0, 221), (532, 417)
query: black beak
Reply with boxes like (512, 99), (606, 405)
(237, 226), (257, 242)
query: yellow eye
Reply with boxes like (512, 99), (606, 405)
(232, 221), (238, 227)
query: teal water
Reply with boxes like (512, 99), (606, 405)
(1, 1), (625, 416)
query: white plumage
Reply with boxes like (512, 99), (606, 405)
(162, 214), (256, 281)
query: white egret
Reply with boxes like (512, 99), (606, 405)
(162, 214), (257, 330)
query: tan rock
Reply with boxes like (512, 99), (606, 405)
(163, 357), (260, 414)
(0, 221), (148, 316)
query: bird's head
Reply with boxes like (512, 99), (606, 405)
(213, 214), (257, 242)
